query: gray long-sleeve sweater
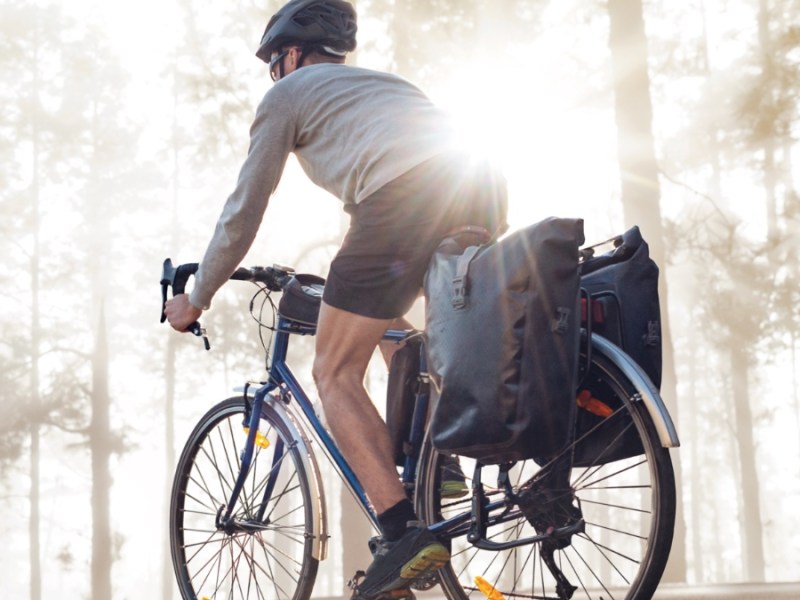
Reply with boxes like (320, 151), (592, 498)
(190, 63), (458, 309)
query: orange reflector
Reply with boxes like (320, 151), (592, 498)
(474, 576), (505, 600)
(576, 389), (614, 417)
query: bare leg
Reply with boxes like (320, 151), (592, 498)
(313, 302), (408, 514)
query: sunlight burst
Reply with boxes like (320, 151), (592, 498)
(429, 59), (619, 232)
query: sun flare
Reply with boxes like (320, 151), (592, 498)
(429, 60), (619, 233)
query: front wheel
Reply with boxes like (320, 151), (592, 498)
(416, 351), (676, 600)
(170, 397), (319, 600)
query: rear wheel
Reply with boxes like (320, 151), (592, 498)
(416, 351), (676, 600)
(170, 397), (319, 600)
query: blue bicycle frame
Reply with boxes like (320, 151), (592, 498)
(224, 316), (425, 531)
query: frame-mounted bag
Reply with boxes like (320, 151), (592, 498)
(386, 337), (422, 466)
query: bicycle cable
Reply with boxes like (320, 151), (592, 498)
(248, 284), (278, 371)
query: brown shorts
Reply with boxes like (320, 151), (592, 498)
(322, 154), (508, 319)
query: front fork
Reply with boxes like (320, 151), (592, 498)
(217, 383), (279, 529)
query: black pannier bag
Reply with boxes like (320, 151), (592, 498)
(579, 226), (662, 388)
(386, 336), (422, 466)
(571, 226), (661, 467)
(425, 217), (585, 464)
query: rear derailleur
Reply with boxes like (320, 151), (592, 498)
(516, 470), (584, 600)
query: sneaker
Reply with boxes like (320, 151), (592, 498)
(439, 456), (468, 499)
(355, 523), (450, 599)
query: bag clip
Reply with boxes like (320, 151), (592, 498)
(552, 307), (571, 334)
(452, 276), (468, 309)
(451, 246), (481, 310)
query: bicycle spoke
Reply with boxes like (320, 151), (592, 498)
(188, 534), (229, 595)
(576, 532), (640, 567)
(233, 533), (292, 599)
(568, 537), (628, 598)
(559, 549), (593, 600)
(584, 520), (646, 541)
(576, 459), (648, 491)
(580, 497), (651, 515)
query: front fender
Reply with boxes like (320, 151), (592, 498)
(240, 385), (329, 562)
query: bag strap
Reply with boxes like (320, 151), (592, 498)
(452, 245), (481, 309)
(580, 226), (643, 276)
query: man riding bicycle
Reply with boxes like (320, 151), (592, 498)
(165, 0), (507, 597)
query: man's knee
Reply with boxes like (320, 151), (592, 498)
(311, 355), (330, 392)
(312, 354), (361, 399)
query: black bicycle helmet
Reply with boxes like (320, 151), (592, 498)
(256, 0), (357, 63)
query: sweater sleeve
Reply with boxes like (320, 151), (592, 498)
(190, 86), (296, 309)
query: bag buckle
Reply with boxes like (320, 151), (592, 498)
(645, 320), (661, 346)
(451, 246), (481, 310)
(452, 276), (468, 309)
(552, 307), (571, 334)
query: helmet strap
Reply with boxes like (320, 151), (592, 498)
(269, 48), (290, 81)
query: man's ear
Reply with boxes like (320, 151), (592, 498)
(289, 47), (301, 69)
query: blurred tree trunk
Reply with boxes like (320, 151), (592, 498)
(163, 333), (177, 600)
(28, 33), (42, 600)
(729, 341), (765, 580)
(390, 0), (420, 77)
(85, 34), (119, 597)
(161, 57), (182, 600)
(757, 0), (779, 239)
(88, 107), (113, 600)
(25, 13), (46, 598)
(756, 0), (800, 490)
(90, 308), (113, 599)
(687, 347), (704, 581)
(606, 0), (686, 581)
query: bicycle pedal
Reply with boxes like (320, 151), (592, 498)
(348, 571), (417, 600)
(347, 570), (366, 594)
(410, 573), (438, 591)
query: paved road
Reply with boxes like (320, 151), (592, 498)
(654, 582), (800, 599)
(328, 582), (800, 600)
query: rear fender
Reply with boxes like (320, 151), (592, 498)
(590, 335), (680, 448)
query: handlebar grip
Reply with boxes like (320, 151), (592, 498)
(160, 260), (206, 350)
(173, 263), (199, 295)
(160, 258), (199, 296)
(230, 267), (253, 281)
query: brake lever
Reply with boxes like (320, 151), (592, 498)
(160, 258), (176, 323)
(187, 322), (211, 351)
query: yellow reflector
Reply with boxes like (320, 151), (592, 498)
(243, 427), (270, 449)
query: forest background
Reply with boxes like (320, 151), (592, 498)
(1, 0), (799, 598)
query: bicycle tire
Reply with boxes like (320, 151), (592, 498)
(416, 350), (676, 600)
(170, 397), (319, 600)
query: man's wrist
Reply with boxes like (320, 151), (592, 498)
(188, 293), (209, 311)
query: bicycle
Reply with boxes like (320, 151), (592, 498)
(160, 255), (679, 600)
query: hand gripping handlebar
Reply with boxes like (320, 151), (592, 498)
(160, 259), (210, 349)
(160, 258), (295, 350)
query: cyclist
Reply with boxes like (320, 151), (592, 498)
(165, 0), (507, 597)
